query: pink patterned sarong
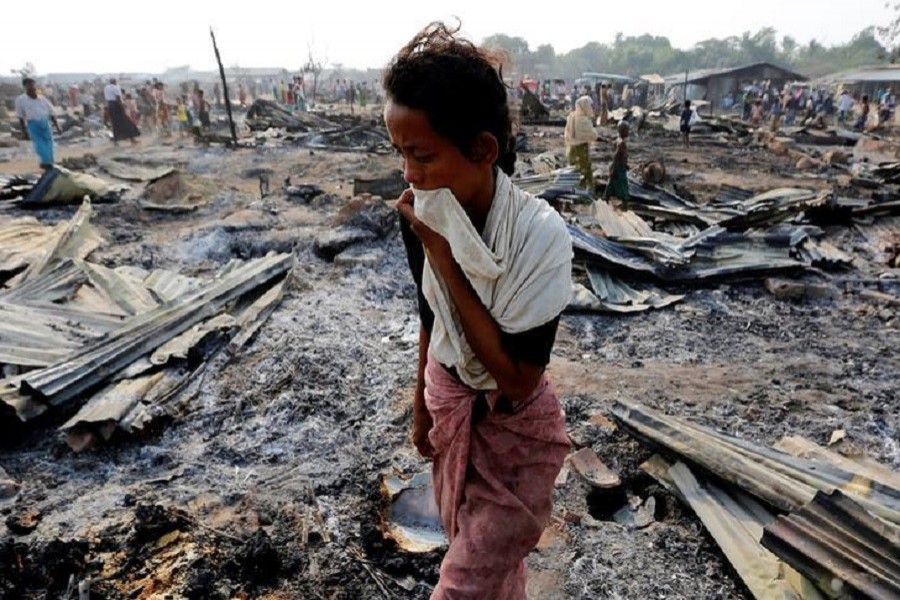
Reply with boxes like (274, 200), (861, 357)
(425, 354), (570, 600)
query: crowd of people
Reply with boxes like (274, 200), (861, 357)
(12, 73), (392, 169)
(731, 81), (895, 132)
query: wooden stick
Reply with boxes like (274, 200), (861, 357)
(210, 28), (238, 146)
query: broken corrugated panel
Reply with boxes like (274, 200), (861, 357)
(718, 190), (829, 231)
(0, 259), (86, 303)
(19, 199), (104, 285)
(796, 239), (853, 269)
(77, 260), (160, 316)
(142, 269), (204, 303)
(590, 201), (689, 266)
(0, 301), (103, 367)
(0, 219), (60, 280)
(761, 490), (900, 600)
(150, 314), (236, 366)
(21, 167), (114, 206)
(582, 265), (683, 312)
(515, 168), (594, 206)
(674, 226), (809, 280)
(668, 461), (822, 600)
(714, 184), (756, 207)
(626, 175), (698, 210)
(569, 222), (812, 282)
(13, 253), (293, 418)
(568, 223), (663, 277)
(773, 436), (900, 491)
(611, 401), (900, 525)
(61, 364), (201, 452)
(592, 200), (656, 238)
(228, 278), (288, 354)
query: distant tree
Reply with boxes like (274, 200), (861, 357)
(10, 62), (36, 78)
(532, 44), (556, 78)
(482, 34), (531, 77)
(879, 1), (900, 60)
(477, 26), (889, 83)
(302, 47), (326, 101)
(781, 36), (798, 62)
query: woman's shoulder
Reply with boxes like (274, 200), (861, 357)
(512, 187), (571, 244)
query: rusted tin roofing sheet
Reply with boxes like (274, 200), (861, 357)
(611, 400), (900, 526)
(762, 490), (900, 599)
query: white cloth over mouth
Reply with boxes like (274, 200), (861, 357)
(413, 170), (573, 390)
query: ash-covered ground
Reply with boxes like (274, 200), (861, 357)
(0, 110), (897, 599)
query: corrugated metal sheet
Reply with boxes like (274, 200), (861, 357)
(819, 66), (900, 84)
(663, 62), (807, 86)
(667, 461), (823, 600)
(17, 252), (293, 414)
(567, 265), (683, 313)
(761, 490), (900, 599)
(568, 223), (663, 277)
(715, 184), (756, 206)
(611, 400), (900, 526)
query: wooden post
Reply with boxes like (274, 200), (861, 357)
(210, 28), (238, 146)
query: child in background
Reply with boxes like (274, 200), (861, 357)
(679, 100), (693, 147)
(175, 96), (190, 137)
(197, 90), (211, 129)
(604, 121), (630, 205)
(750, 100), (763, 127)
(124, 93), (139, 125)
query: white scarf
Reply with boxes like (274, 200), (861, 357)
(414, 170), (573, 390)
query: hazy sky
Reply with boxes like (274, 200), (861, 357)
(2, 0), (892, 75)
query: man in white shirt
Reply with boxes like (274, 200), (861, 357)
(838, 90), (853, 124)
(103, 78), (122, 103)
(104, 78), (140, 144)
(15, 78), (61, 169)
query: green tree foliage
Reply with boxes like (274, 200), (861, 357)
(481, 27), (888, 81)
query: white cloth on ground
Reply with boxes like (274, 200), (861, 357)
(413, 170), (573, 390)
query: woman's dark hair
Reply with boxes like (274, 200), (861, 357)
(382, 21), (516, 175)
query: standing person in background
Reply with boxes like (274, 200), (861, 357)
(384, 22), (572, 599)
(604, 121), (630, 205)
(750, 99), (764, 127)
(175, 95), (190, 138)
(855, 95), (871, 130)
(104, 78), (140, 145)
(838, 89), (853, 124)
(138, 85), (156, 131)
(770, 95), (783, 132)
(213, 82), (221, 107)
(153, 82), (171, 136)
(599, 83), (610, 126)
(197, 90), (211, 129)
(238, 83), (247, 108)
(680, 99), (693, 147)
(124, 93), (139, 125)
(565, 96), (598, 190)
(15, 78), (61, 169)
(67, 84), (79, 109)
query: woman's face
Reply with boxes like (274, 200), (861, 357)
(384, 99), (488, 207)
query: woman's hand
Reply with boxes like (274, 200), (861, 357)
(396, 189), (452, 263)
(411, 405), (435, 458)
